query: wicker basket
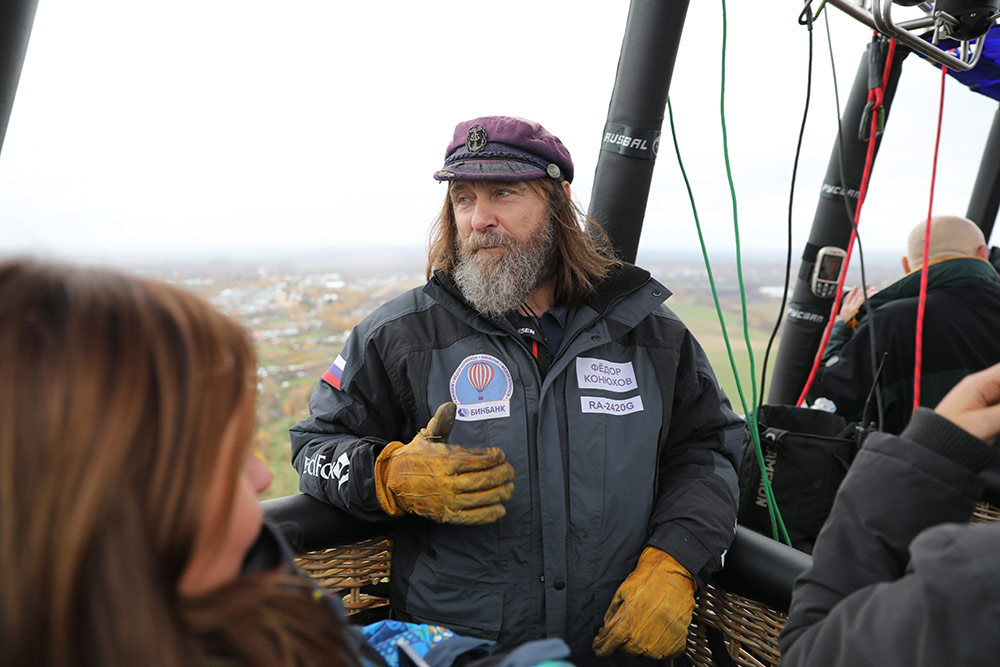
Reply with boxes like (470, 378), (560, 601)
(685, 583), (784, 667)
(294, 536), (392, 613)
(295, 536), (789, 662)
(681, 501), (1000, 666)
(971, 500), (1000, 524)
(289, 496), (1000, 662)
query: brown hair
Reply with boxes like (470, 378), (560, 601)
(426, 178), (621, 306)
(0, 260), (357, 667)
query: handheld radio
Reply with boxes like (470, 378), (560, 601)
(811, 246), (847, 298)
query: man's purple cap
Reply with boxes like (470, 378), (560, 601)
(434, 115), (574, 184)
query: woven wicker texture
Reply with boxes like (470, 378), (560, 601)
(682, 500), (1000, 666)
(971, 500), (1000, 524)
(295, 498), (1000, 663)
(294, 537), (392, 613)
(685, 584), (784, 667)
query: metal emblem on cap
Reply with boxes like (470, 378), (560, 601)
(546, 164), (561, 179)
(466, 124), (488, 153)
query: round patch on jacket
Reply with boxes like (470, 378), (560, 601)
(449, 354), (513, 421)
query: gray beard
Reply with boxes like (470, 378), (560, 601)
(452, 223), (555, 320)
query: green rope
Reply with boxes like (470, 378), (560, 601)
(719, 0), (758, 428)
(666, 98), (788, 545)
(721, 0), (788, 544)
(659, 0), (790, 545)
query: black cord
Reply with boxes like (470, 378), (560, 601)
(518, 302), (548, 349)
(758, 1), (816, 410)
(825, 20), (886, 429)
(798, 0), (821, 25)
(861, 352), (889, 426)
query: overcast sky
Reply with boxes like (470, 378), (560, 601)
(1, 1), (997, 264)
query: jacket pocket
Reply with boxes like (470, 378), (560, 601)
(566, 565), (633, 657)
(400, 560), (504, 639)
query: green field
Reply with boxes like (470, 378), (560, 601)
(668, 298), (780, 417)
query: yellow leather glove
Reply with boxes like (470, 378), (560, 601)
(592, 546), (697, 659)
(373, 402), (515, 525)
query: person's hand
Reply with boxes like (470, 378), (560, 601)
(374, 402), (515, 524)
(838, 285), (875, 324)
(934, 362), (1000, 445)
(592, 547), (696, 659)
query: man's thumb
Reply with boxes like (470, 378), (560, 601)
(423, 402), (457, 441)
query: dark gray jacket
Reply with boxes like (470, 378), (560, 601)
(291, 264), (742, 660)
(780, 408), (1000, 666)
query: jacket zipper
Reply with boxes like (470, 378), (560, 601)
(546, 280), (651, 375)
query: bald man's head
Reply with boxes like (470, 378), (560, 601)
(903, 215), (987, 273)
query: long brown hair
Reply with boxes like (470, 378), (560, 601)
(0, 260), (356, 667)
(426, 178), (621, 306)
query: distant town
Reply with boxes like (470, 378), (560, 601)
(122, 246), (902, 499)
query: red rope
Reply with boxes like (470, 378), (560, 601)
(913, 65), (947, 412)
(796, 36), (896, 407)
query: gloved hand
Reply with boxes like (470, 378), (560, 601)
(374, 402), (515, 525)
(592, 546), (697, 659)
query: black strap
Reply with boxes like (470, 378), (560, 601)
(705, 625), (740, 667)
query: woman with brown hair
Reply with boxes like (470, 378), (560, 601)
(0, 259), (362, 667)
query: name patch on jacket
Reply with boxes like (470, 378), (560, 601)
(449, 354), (513, 421)
(580, 395), (644, 416)
(576, 357), (637, 393)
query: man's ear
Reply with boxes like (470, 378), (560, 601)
(901, 256), (911, 274)
(561, 180), (571, 198)
(976, 244), (989, 260)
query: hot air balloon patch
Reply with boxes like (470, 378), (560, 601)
(449, 354), (513, 422)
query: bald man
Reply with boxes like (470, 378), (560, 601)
(809, 215), (1000, 433)
(902, 214), (989, 273)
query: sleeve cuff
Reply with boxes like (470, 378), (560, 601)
(903, 408), (999, 472)
(647, 523), (719, 589)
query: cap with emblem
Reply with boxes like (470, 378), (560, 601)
(433, 115), (574, 183)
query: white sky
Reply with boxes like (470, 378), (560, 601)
(1, 1), (997, 263)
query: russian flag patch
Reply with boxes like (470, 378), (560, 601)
(322, 354), (347, 390)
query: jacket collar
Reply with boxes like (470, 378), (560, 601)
(424, 262), (668, 336)
(848, 256), (999, 328)
(425, 270), (512, 336)
(583, 262), (656, 314)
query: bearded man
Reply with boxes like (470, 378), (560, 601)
(291, 116), (742, 665)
